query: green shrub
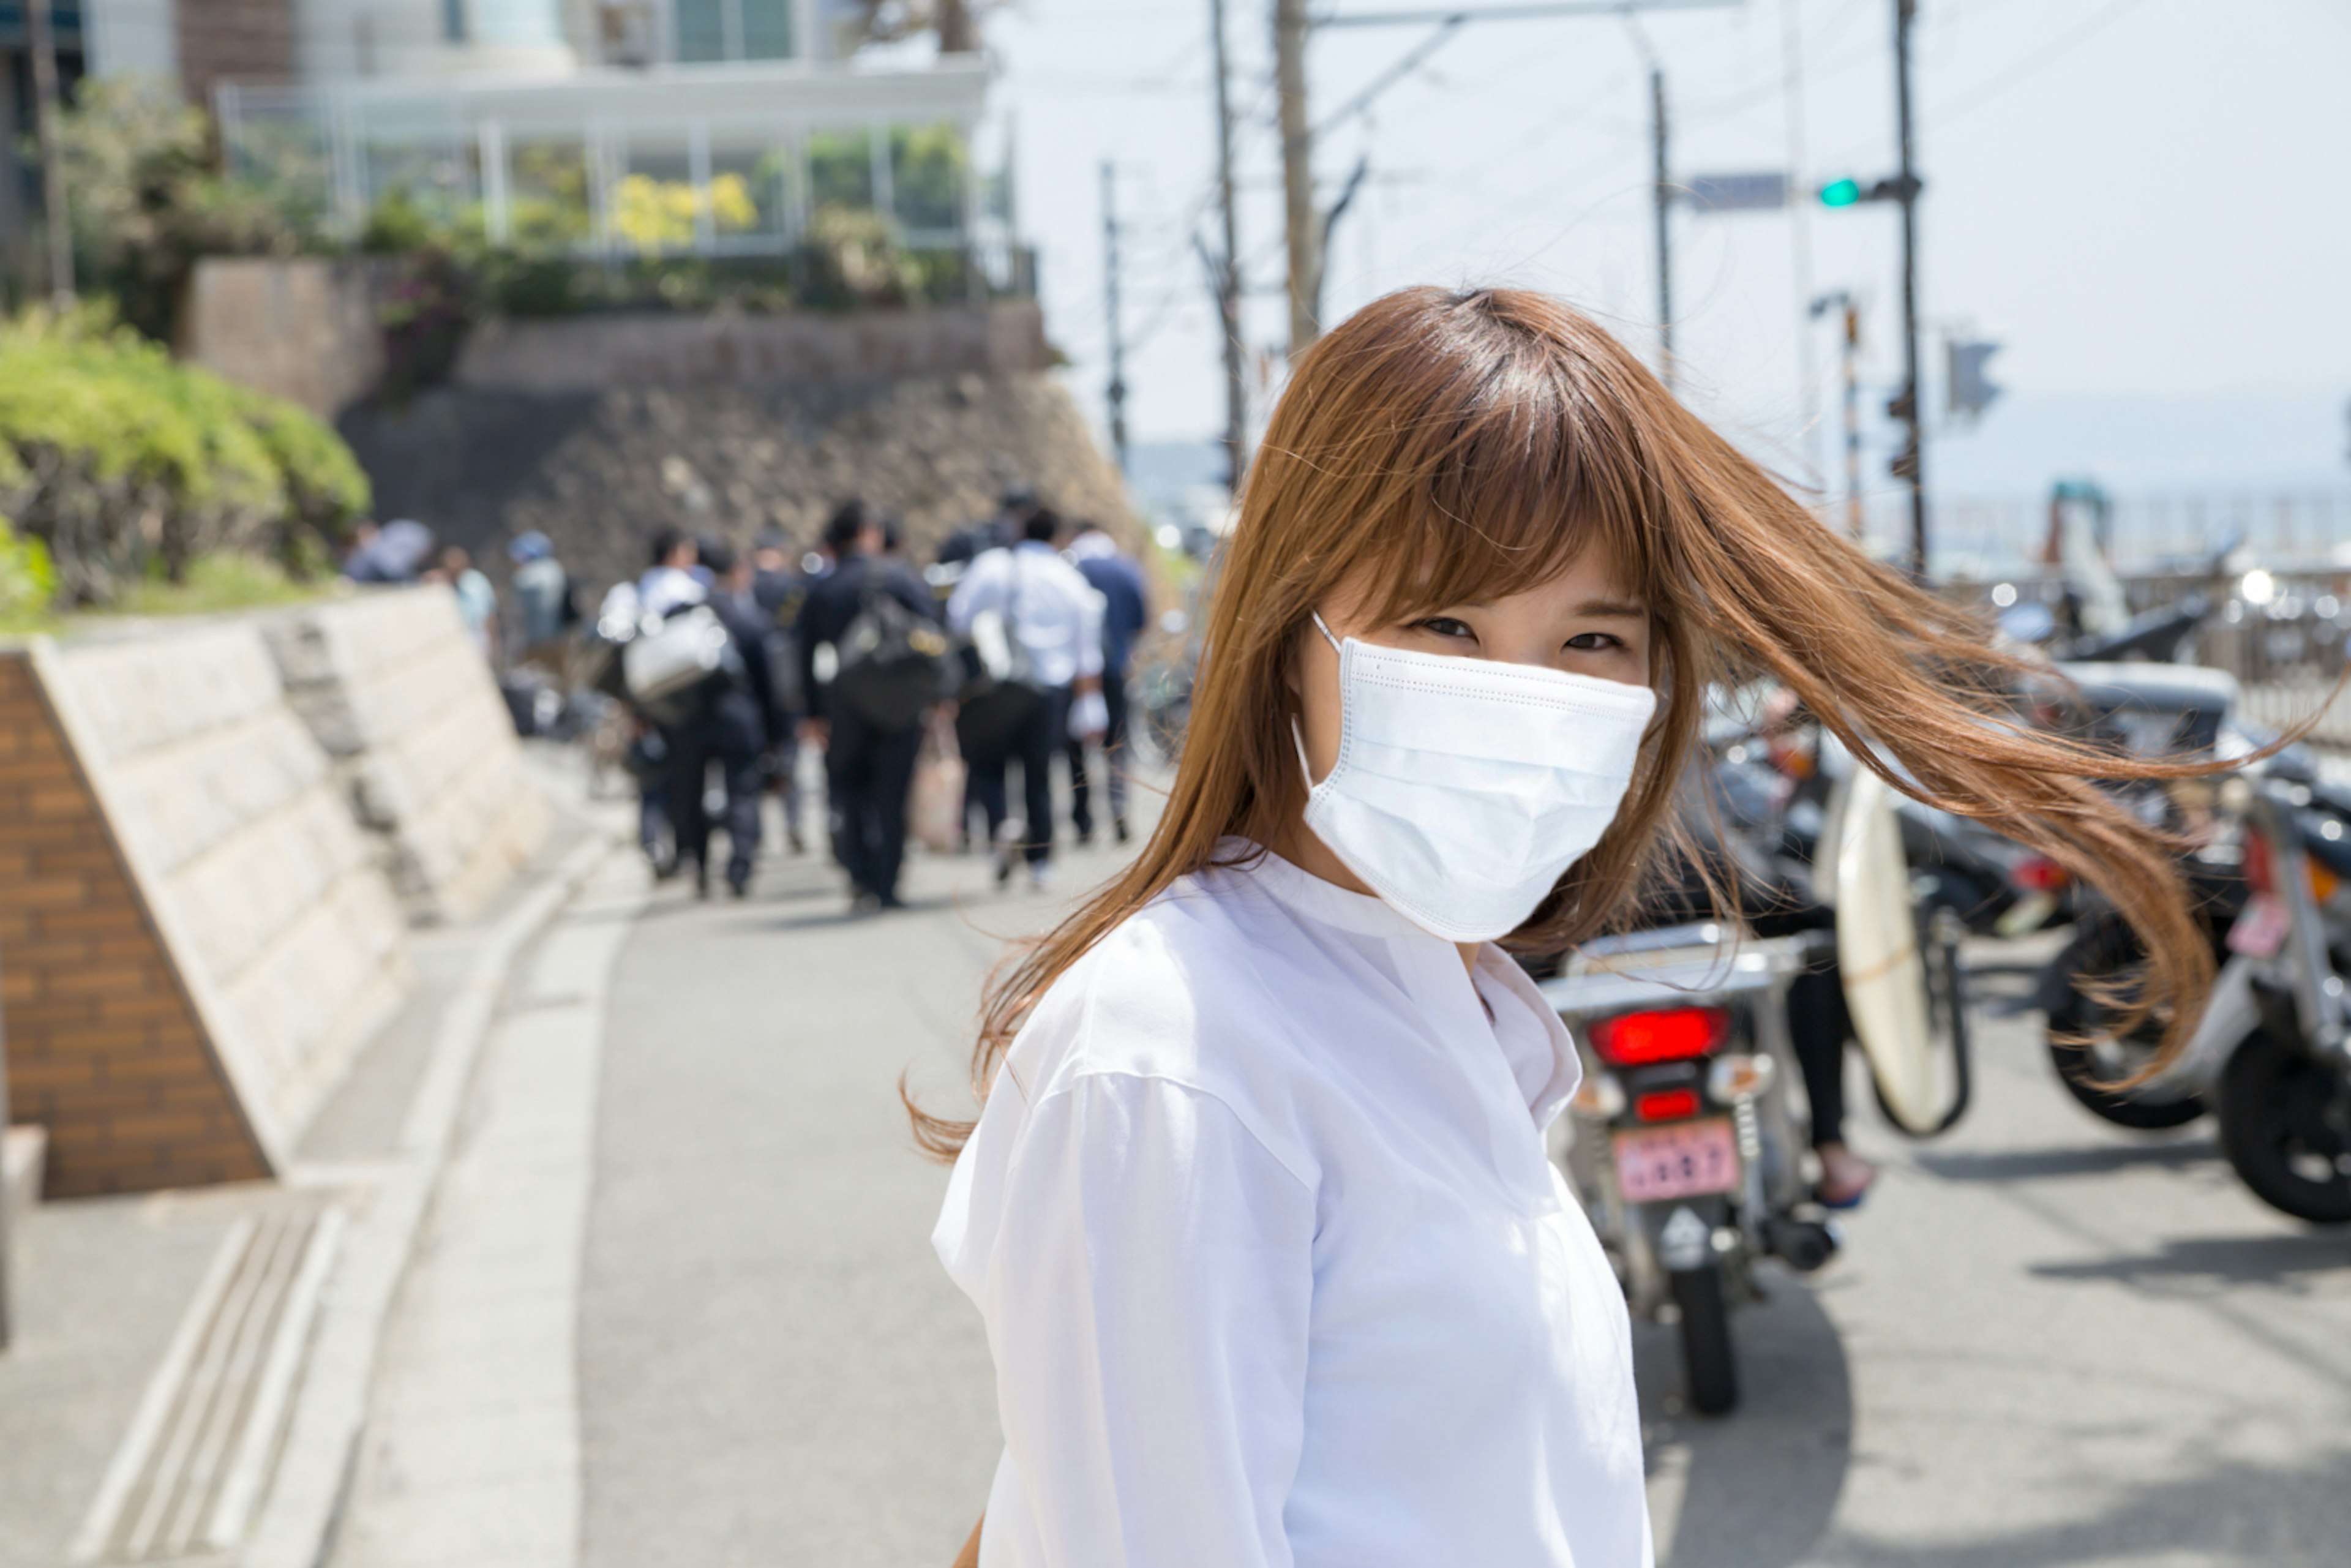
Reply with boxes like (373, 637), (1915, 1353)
(56, 77), (310, 343)
(0, 517), (58, 629)
(0, 306), (371, 604)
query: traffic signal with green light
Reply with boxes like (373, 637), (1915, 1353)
(1817, 174), (1920, 208)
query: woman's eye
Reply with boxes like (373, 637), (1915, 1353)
(1565, 632), (1624, 653)
(1414, 617), (1477, 641)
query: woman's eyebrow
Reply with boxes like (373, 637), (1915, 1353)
(1573, 598), (1651, 620)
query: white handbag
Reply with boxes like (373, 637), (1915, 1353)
(623, 606), (730, 705)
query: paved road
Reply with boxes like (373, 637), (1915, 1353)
(577, 818), (2351, 1566)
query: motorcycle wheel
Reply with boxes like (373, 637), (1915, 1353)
(2042, 920), (2205, 1131)
(1669, 1265), (1739, 1416)
(2218, 1027), (2351, 1225)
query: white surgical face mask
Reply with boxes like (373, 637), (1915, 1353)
(1297, 612), (1657, 943)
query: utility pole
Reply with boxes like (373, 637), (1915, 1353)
(1275, 0), (1319, 354)
(1650, 66), (1673, 391)
(1813, 292), (1864, 541)
(1208, 0), (1248, 494)
(1891, 0), (1926, 577)
(27, 0), (74, 309)
(1099, 162), (1130, 476)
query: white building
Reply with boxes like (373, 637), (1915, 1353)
(58, 0), (1013, 269)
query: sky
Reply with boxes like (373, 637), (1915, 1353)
(969, 0), (2351, 541)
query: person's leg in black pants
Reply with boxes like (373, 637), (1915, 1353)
(1065, 730), (1094, 844)
(827, 710), (879, 899)
(1100, 672), (1131, 840)
(665, 723), (716, 895)
(1787, 959), (1873, 1206)
(860, 721), (923, 904)
(718, 743), (765, 895)
(962, 726), (1011, 855)
(1016, 687), (1071, 870)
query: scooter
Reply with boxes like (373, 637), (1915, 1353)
(2210, 772), (2351, 1221)
(1543, 921), (1835, 1417)
(1540, 745), (1970, 1414)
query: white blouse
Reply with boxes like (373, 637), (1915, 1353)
(933, 846), (1652, 1568)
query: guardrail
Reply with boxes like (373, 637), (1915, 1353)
(1948, 565), (2351, 749)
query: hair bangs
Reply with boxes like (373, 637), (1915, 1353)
(1359, 351), (1664, 628)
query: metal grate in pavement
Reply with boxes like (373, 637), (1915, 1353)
(72, 1202), (347, 1564)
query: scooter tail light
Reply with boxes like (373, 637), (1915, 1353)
(2244, 829), (2276, 897)
(1633, 1087), (1702, 1122)
(2011, 855), (2071, 895)
(1589, 1007), (1730, 1067)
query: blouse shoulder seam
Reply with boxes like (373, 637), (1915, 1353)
(1040, 1065), (1319, 1198)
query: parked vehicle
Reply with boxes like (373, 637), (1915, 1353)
(2036, 661), (2267, 1130)
(1543, 923), (1835, 1416)
(2211, 771), (2351, 1221)
(1540, 749), (1970, 1414)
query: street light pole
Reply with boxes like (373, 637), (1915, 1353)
(1100, 161), (1130, 476)
(1650, 66), (1673, 391)
(26, 0), (75, 310)
(1891, 0), (1927, 577)
(1208, 0), (1248, 495)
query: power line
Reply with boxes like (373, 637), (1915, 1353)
(1929, 0), (2152, 124)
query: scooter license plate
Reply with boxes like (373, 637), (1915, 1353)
(2228, 892), (2290, 959)
(1613, 1119), (1741, 1203)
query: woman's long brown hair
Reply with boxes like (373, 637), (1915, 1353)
(910, 285), (2212, 1159)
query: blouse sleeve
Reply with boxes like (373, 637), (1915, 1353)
(981, 1071), (1315, 1568)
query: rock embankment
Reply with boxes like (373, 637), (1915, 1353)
(343, 370), (1137, 595)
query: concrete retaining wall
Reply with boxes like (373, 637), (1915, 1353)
(179, 257), (391, 420)
(262, 589), (550, 924)
(0, 587), (550, 1195)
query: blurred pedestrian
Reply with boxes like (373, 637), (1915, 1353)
(432, 545), (500, 661)
(507, 531), (574, 656)
(667, 538), (784, 899)
(947, 506), (1103, 891)
(1062, 520), (1149, 846)
(798, 501), (941, 912)
(639, 527), (706, 617)
(936, 487), (1032, 569)
(751, 530), (811, 855)
(344, 518), (435, 583)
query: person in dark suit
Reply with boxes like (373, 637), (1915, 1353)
(668, 538), (786, 899)
(797, 501), (941, 912)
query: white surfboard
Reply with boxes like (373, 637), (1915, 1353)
(1830, 762), (1965, 1135)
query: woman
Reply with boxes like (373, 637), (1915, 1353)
(924, 288), (2207, 1566)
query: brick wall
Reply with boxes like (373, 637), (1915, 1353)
(0, 655), (269, 1197)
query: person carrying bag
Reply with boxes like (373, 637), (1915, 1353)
(947, 508), (1104, 891)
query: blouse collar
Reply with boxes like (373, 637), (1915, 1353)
(1216, 840), (1437, 942)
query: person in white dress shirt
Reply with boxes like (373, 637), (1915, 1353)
(922, 287), (2213, 1567)
(947, 508), (1105, 891)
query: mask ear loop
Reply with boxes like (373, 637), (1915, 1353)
(1294, 610), (1344, 789)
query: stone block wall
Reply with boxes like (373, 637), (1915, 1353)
(179, 257), (389, 421)
(261, 588), (550, 925)
(0, 656), (271, 1197)
(0, 594), (550, 1195)
(32, 626), (415, 1184)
